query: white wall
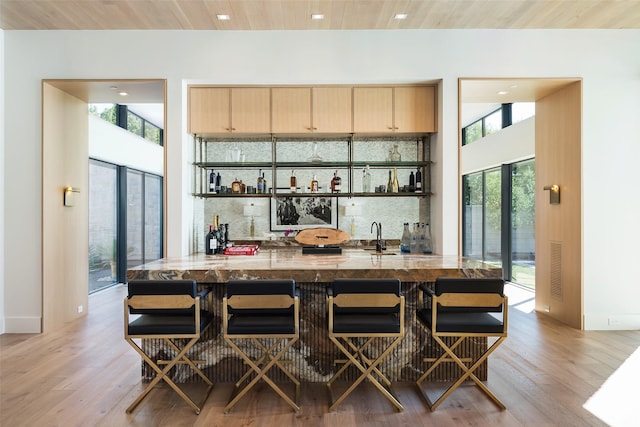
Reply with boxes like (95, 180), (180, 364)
(3, 29), (640, 331)
(89, 116), (164, 176)
(0, 29), (5, 333)
(461, 117), (535, 175)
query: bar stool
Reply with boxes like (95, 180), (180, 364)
(124, 279), (214, 414)
(415, 277), (508, 410)
(223, 279), (300, 413)
(327, 278), (405, 412)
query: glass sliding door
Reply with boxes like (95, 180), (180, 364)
(462, 172), (483, 258)
(126, 169), (144, 269)
(511, 159), (536, 287)
(484, 168), (502, 265)
(88, 160), (118, 293)
(144, 174), (163, 263)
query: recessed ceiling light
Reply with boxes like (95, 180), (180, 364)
(394, 13), (408, 20)
(216, 14), (231, 21)
(311, 14), (324, 20)
(118, 91), (128, 96)
(110, 85), (118, 90)
(497, 91), (509, 95)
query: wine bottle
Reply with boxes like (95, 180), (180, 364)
(311, 174), (319, 193)
(415, 167), (422, 192)
(262, 172), (268, 194)
(290, 170), (297, 193)
(257, 169), (264, 194)
(387, 170), (393, 193)
(205, 225), (215, 255)
(331, 170), (341, 193)
(215, 172), (221, 193)
(209, 170), (216, 193)
(392, 168), (399, 193)
(409, 171), (415, 192)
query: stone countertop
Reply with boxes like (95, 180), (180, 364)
(126, 248), (502, 283)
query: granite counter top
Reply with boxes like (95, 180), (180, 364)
(126, 248), (501, 283)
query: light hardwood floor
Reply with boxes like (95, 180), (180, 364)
(1, 284), (638, 426)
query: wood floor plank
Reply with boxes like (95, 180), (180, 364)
(1, 283), (637, 426)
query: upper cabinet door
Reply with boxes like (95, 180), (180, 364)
(231, 88), (271, 134)
(312, 87), (353, 133)
(189, 87), (230, 134)
(272, 88), (312, 133)
(394, 86), (436, 133)
(353, 87), (393, 133)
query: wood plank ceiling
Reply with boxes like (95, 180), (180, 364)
(1, 0), (639, 30)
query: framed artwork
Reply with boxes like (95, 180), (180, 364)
(270, 195), (338, 231)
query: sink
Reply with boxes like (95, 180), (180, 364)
(362, 248), (397, 255)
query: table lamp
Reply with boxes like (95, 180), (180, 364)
(344, 203), (361, 237)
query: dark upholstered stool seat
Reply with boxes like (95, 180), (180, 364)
(128, 311), (213, 335)
(227, 314), (295, 335)
(332, 313), (401, 334)
(417, 309), (503, 333)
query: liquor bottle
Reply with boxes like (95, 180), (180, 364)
(311, 174), (319, 193)
(290, 170), (297, 193)
(415, 167), (422, 193)
(331, 170), (342, 193)
(224, 223), (230, 247)
(205, 225), (215, 255)
(409, 171), (415, 192)
(257, 169), (264, 194)
(215, 172), (221, 193)
(392, 168), (399, 193)
(231, 178), (241, 193)
(387, 170), (393, 193)
(400, 223), (411, 253)
(362, 165), (371, 193)
(212, 215), (220, 254)
(209, 170), (216, 193)
(262, 173), (268, 194)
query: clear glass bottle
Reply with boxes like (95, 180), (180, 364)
(392, 168), (399, 193)
(409, 222), (419, 253)
(389, 144), (401, 161)
(400, 223), (411, 253)
(418, 223), (426, 253)
(362, 165), (371, 193)
(423, 223), (433, 254)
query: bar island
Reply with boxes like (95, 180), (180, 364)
(127, 249), (502, 383)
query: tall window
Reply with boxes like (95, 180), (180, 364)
(510, 159), (536, 287)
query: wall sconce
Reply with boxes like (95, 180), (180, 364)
(243, 203), (260, 238)
(344, 203), (362, 237)
(64, 186), (80, 207)
(543, 184), (560, 204)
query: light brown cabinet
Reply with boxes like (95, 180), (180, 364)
(188, 87), (270, 135)
(271, 87), (353, 133)
(353, 86), (436, 133)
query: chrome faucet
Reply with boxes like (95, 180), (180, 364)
(371, 221), (383, 253)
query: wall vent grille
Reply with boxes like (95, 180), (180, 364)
(550, 241), (562, 300)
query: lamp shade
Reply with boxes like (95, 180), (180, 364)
(243, 204), (259, 217)
(344, 203), (361, 217)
